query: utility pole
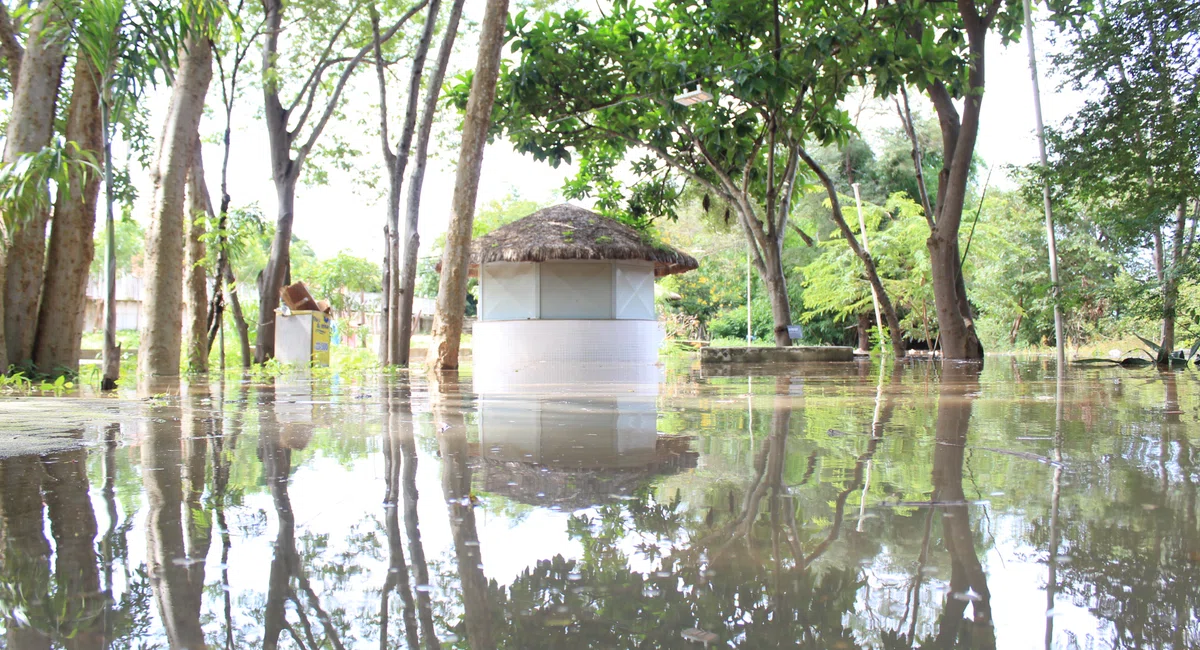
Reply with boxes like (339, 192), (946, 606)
(1023, 0), (1066, 372)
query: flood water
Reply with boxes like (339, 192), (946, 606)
(0, 360), (1196, 649)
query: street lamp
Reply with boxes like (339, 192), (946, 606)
(673, 87), (713, 105)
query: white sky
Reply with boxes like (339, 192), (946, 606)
(131, 8), (1084, 262)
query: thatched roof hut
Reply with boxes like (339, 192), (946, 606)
(465, 204), (698, 277)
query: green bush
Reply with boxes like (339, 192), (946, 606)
(707, 301), (776, 341)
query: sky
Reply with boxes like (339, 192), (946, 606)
(132, 8), (1086, 263)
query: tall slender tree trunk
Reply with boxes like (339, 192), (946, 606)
(139, 34), (214, 378)
(1162, 203), (1187, 356)
(224, 265), (251, 367)
(254, 178), (296, 364)
(183, 140), (210, 373)
(917, 17), (990, 361)
(1, 0), (70, 370)
(397, 0), (465, 366)
(372, 0), (441, 365)
(429, 0), (510, 370)
(34, 55), (103, 375)
(1022, 0), (1065, 372)
(100, 99), (120, 390)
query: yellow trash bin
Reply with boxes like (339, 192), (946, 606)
(274, 309), (333, 366)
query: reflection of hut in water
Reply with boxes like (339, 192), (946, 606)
(476, 395), (697, 509)
(459, 204), (697, 373)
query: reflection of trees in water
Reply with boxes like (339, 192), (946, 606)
(0, 425), (151, 648)
(432, 372), (494, 650)
(258, 385), (351, 650)
(927, 365), (993, 650)
(464, 366), (1006, 649)
(142, 397), (207, 648)
(1028, 370), (1200, 649)
(379, 383), (439, 649)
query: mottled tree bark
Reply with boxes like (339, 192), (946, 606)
(139, 34), (214, 378)
(1, 0), (70, 370)
(34, 55), (103, 375)
(183, 140), (211, 373)
(429, 0), (510, 370)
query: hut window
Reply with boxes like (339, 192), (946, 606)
(481, 263), (538, 321)
(539, 261), (613, 319)
(614, 262), (655, 320)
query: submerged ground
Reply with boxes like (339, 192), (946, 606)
(0, 359), (1195, 648)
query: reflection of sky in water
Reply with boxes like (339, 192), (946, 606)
(0, 361), (1196, 648)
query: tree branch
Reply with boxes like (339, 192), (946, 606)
(789, 222), (815, 247)
(896, 87), (936, 227)
(370, 2), (395, 168)
(285, 0), (363, 115)
(294, 0), (430, 170)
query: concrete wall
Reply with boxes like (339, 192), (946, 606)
(473, 319), (663, 383)
(700, 346), (855, 365)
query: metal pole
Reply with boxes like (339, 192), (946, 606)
(746, 250), (752, 346)
(852, 183), (886, 356)
(1023, 0), (1066, 374)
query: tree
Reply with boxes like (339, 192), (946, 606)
(253, 0), (429, 364)
(31, 53), (103, 376)
(1045, 0), (1199, 361)
(74, 0), (180, 388)
(393, 0), (467, 366)
(872, 0), (1040, 359)
(483, 0), (901, 349)
(207, 2), (260, 370)
(372, 0), (441, 365)
(428, 0), (510, 370)
(0, 0), (72, 372)
(183, 139), (211, 373)
(139, 20), (217, 379)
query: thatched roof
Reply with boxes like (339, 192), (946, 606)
(463, 204), (698, 277)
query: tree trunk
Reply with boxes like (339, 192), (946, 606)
(1162, 203), (1187, 357)
(254, 179), (296, 364)
(799, 148), (908, 357)
(857, 313), (872, 351)
(1, 0), (70, 369)
(428, 0), (510, 370)
(33, 55), (102, 376)
(224, 265), (251, 368)
(918, 18), (988, 361)
(101, 101), (120, 390)
(183, 140), (210, 373)
(397, 0), (465, 366)
(372, 0), (442, 365)
(140, 34), (214, 378)
(927, 233), (979, 359)
(758, 241), (793, 347)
